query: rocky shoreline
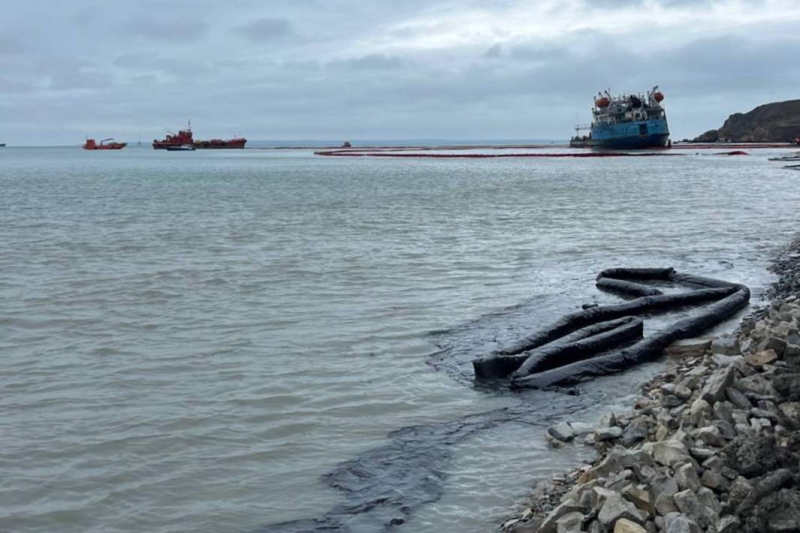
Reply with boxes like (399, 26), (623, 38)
(501, 237), (800, 533)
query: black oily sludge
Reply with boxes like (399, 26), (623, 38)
(473, 267), (750, 388)
(252, 401), (587, 533)
(257, 268), (749, 532)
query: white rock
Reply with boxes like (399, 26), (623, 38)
(549, 422), (576, 442)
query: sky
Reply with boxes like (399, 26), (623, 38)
(1, 0), (799, 145)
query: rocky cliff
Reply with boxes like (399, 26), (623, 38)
(694, 99), (800, 143)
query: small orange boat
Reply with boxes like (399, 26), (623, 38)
(83, 138), (126, 150)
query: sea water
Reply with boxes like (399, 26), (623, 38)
(1, 146), (797, 532)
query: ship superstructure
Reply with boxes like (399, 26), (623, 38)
(572, 86), (670, 149)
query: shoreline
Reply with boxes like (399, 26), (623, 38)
(500, 236), (800, 533)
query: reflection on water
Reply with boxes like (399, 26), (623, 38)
(0, 146), (796, 532)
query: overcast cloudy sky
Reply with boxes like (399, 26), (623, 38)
(1, 0), (799, 144)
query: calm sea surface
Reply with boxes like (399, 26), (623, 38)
(1, 146), (798, 532)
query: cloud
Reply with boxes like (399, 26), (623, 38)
(329, 54), (407, 71)
(483, 43), (503, 58)
(0, 32), (27, 56)
(235, 17), (293, 41)
(123, 17), (209, 43)
(2, 0), (800, 144)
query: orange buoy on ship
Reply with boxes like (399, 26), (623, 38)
(653, 91), (664, 103)
(595, 96), (611, 108)
(83, 138), (127, 150)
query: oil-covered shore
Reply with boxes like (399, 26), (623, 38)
(501, 236), (800, 533)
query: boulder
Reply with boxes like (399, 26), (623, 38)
(562, 480), (599, 505)
(711, 354), (741, 368)
(774, 373), (800, 401)
(689, 447), (716, 461)
(711, 337), (740, 356)
(757, 336), (787, 358)
(539, 502), (585, 533)
(750, 407), (779, 423)
(689, 399), (712, 426)
(662, 394), (684, 409)
(596, 426), (624, 442)
(712, 420), (736, 440)
(694, 426), (725, 447)
(785, 343), (800, 360)
(733, 357), (756, 377)
(556, 511), (585, 533)
(751, 417), (772, 431)
(675, 463), (701, 492)
(651, 475), (680, 516)
(746, 349), (779, 367)
(614, 518), (646, 533)
(622, 417), (651, 447)
(765, 489), (800, 533)
(666, 338), (713, 358)
(622, 484), (654, 515)
(720, 466), (739, 480)
(664, 512), (702, 533)
(696, 487), (720, 514)
(712, 401), (734, 423)
(700, 469), (729, 492)
(645, 441), (691, 467)
(597, 413), (619, 428)
(598, 493), (646, 529)
(716, 515), (740, 533)
(580, 448), (654, 482)
(549, 422), (576, 442)
(722, 434), (780, 477)
(726, 387), (752, 409)
(655, 493), (678, 516)
(658, 408), (679, 430)
(700, 367), (735, 405)
(592, 486), (620, 508)
(673, 489), (718, 529)
(607, 470), (635, 492)
(738, 374), (776, 397)
(701, 456), (723, 472)
(779, 402), (800, 426)
(509, 518), (543, 533)
(727, 476), (754, 510)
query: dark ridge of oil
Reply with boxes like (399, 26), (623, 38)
(252, 400), (591, 532)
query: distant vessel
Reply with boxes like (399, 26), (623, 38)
(153, 121), (246, 149)
(165, 144), (196, 151)
(153, 123), (194, 150)
(0, 143), (6, 147)
(83, 138), (126, 150)
(571, 86), (670, 149)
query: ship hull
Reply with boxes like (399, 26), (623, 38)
(193, 139), (247, 149)
(590, 119), (670, 150)
(84, 143), (127, 150)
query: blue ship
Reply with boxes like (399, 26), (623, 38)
(571, 86), (670, 150)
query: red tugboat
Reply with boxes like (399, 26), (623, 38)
(153, 122), (194, 149)
(83, 138), (126, 150)
(153, 121), (247, 149)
